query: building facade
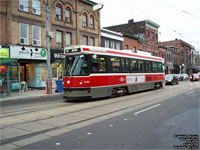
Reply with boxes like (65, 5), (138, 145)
(101, 28), (123, 50)
(0, 0), (101, 93)
(160, 39), (196, 75)
(105, 19), (160, 55)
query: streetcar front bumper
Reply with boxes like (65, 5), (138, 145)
(63, 87), (92, 100)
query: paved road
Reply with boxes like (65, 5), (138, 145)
(1, 81), (199, 149)
(18, 87), (200, 149)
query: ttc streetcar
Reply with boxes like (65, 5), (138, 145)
(63, 45), (165, 100)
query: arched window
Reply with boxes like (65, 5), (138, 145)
(65, 7), (71, 23)
(89, 15), (94, 29)
(56, 3), (62, 20)
(82, 12), (87, 27)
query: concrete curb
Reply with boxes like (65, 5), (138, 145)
(0, 93), (64, 107)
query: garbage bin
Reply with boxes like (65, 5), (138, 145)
(56, 80), (63, 93)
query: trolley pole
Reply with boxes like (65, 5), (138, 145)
(46, 4), (52, 94)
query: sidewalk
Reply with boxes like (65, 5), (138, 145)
(0, 88), (63, 105)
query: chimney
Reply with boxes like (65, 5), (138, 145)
(128, 19), (134, 24)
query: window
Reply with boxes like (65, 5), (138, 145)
(90, 37), (95, 46)
(145, 61), (152, 72)
(19, 0), (29, 12)
(89, 15), (94, 29)
(110, 41), (115, 49)
(116, 42), (120, 50)
(65, 32), (71, 46)
(157, 62), (163, 72)
(82, 12), (87, 27)
(125, 45), (128, 50)
(32, 0), (41, 15)
(152, 62), (157, 72)
(65, 55), (89, 76)
(32, 25), (41, 46)
(56, 31), (62, 48)
(121, 58), (130, 72)
(110, 57), (121, 72)
(151, 32), (154, 40)
(105, 40), (109, 48)
(91, 55), (106, 72)
(65, 7), (71, 22)
(146, 30), (149, 38)
(83, 36), (88, 45)
(138, 60), (145, 72)
(56, 4), (62, 20)
(20, 23), (29, 44)
(130, 59), (138, 72)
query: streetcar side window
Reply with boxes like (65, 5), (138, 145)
(130, 59), (138, 72)
(145, 61), (152, 73)
(138, 60), (145, 72)
(157, 62), (163, 72)
(110, 57), (121, 72)
(91, 55), (107, 73)
(152, 61), (157, 72)
(121, 58), (130, 73)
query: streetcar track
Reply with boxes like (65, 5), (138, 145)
(0, 82), (197, 146)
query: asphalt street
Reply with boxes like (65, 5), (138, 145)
(18, 87), (200, 149)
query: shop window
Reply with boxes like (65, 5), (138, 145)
(19, 0), (29, 12)
(52, 64), (57, 78)
(32, 0), (41, 15)
(20, 23), (29, 44)
(32, 25), (41, 46)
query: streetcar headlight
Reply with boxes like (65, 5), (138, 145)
(67, 80), (70, 84)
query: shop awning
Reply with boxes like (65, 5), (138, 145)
(0, 58), (18, 65)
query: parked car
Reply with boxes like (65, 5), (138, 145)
(165, 74), (179, 85)
(174, 74), (182, 81)
(190, 74), (200, 81)
(180, 74), (189, 80)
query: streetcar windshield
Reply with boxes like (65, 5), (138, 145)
(64, 55), (89, 76)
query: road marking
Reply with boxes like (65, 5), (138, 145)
(186, 91), (195, 95)
(134, 104), (161, 116)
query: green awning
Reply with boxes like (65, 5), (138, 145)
(0, 58), (18, 65)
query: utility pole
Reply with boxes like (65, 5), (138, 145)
(45, 4), (51, 94)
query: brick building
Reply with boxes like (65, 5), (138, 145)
(160, 39), (195, 74)
(0, 0), (101, 91)
(105, 19), (160, 55)
(122, 34), (143, 50)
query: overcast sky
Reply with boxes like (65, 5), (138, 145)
(92, 0), (200, 52)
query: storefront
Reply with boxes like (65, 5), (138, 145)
(0, 47), (19, 97)
(166, 62), (174, 74)
(10, 45), (47, 89)
(51, 49), (65, 88)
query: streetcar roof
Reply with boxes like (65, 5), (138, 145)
(64, 45), (164, 62)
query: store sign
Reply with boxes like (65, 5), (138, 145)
(10, 46), (47, 60)
(51, 49), (65, 62)
(0, 48), (9, 58)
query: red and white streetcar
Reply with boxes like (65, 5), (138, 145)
(63, 45), (165, 100)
